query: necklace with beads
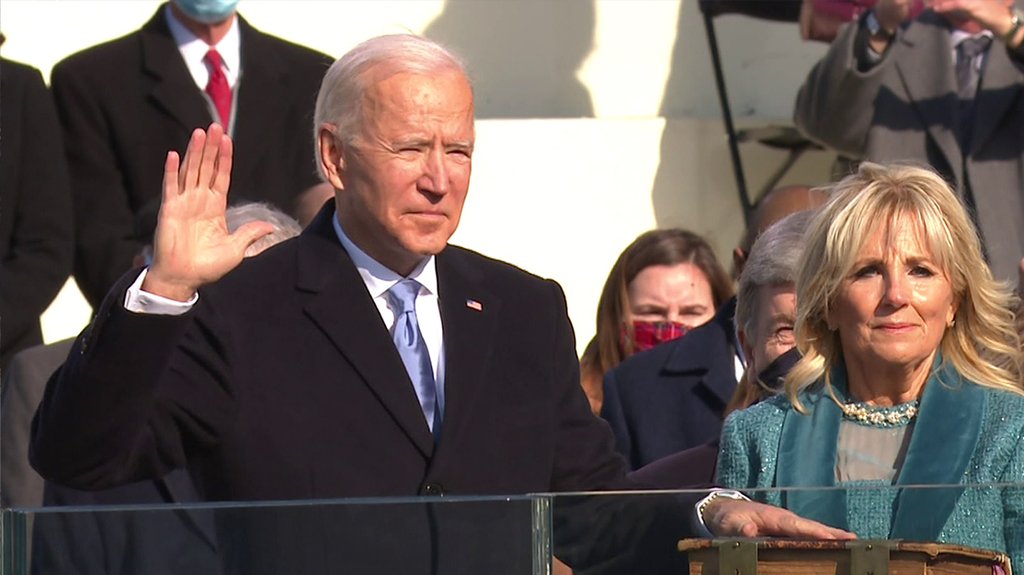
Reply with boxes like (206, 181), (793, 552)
(839, 399), (920, 428)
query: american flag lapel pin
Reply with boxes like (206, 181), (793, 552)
(465, 298), (483, 312)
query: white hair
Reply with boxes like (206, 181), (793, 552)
(312, 34), (471, 178)
(225, 202), (302, 256)
(735, 210), (816, 335)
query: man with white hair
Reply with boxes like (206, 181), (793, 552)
(10, 202), (300, 574)
(33, 34), (850, 572)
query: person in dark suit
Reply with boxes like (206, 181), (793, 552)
(31, 34), (852, 572)
(7, 342), (219, 575)
(601, 186), (826, 470)
(795, 0), (1024, 283)
(579, 229), (734, 416)
(6, 204), (298, 574)
(627, 210), (816, 488)
(30, 468), (220, 575)
(0, 54), (73, 370)
(50, 1), (333, 309)
(602, 297), (739, 470)
(2, 340), (74, 508)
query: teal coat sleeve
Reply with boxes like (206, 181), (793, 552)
(715, 398), (788, 506)
(715, 411), (752, 490)
(997, 396), (1024, 569)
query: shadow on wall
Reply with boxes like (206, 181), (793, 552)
(650, 0), (830, 237)
(650, 0), (745, 245)
(424, 0), (596, 119)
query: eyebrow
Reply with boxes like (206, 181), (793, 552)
(387, 138), (475, 151)
(389, 137), (431, 149)
(632, 303), (669, 312)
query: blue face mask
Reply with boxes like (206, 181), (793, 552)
(174, 0), (239, 24)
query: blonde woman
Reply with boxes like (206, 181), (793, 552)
(717, 163), (1024, 566)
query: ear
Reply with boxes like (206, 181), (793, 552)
(946, 296), (959, 328)
(733, 247), (747, 278)
(317, 125), (345, 190)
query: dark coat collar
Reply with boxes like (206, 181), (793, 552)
(140, 6), (210, 133)
(293, 205), (501, 464)
(295, 205), (437, 458)
(660, 296), (739, 406)
(139, 4), (294, 190)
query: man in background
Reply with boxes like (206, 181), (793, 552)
(5, 203), (299, 574)
(50, 0), (332, 308)
(795, 0), (1024, 282)
(0, 47), (73, 370)
(33, 35), (851, 573)
(628, 210), (815, 487)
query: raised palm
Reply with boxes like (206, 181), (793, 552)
(142, 124), (273, 301)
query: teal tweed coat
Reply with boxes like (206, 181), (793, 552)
(717, 362), (1024, 568)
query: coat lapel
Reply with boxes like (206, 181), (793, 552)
(775, 357), (983, 539)
(295, 206), (435, 458)
(775, 371), (847, 531)
(431, 249), (500, 451)
(140, 9), (211, 133)
(893, 12), (962, 182)
(889, 359), (984, 540)
(969, 42), (1024, 154)
(661, 298), (738, 407)
(230, 17), (292, 197)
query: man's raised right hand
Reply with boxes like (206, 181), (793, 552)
(142, 124), (274, 302)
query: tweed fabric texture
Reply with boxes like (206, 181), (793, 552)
(717, 386), (1024, 566)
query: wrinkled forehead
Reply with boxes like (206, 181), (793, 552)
(362, 59), (473, 101)
(359, 68), (475, 127)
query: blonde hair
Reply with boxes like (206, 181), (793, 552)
(787, 163), (1024, 410)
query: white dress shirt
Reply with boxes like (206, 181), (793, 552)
(330, 214), (446, 396)
(164, 4), (241, 89)
(164, 4), (241, 132)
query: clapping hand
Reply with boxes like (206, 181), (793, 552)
(142, 124), (274, 301)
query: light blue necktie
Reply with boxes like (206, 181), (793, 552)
(386, 279), (441, 440)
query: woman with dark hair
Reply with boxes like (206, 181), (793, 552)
(579, 229), (733, 415)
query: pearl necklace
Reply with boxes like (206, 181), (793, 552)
(839, 399), (920, 428)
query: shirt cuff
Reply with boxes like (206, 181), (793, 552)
(124, 268), (198, 315)
(692, 488), (750, 537)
